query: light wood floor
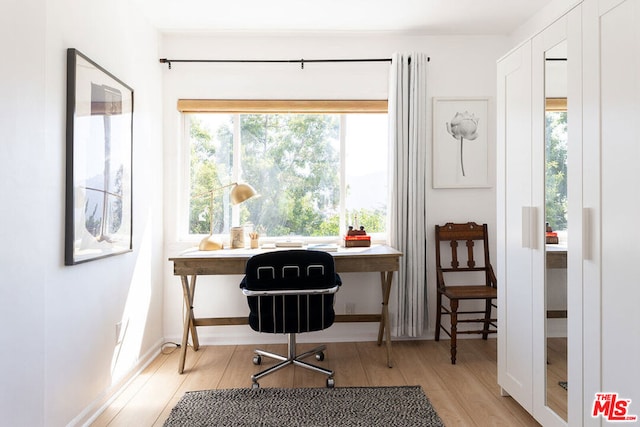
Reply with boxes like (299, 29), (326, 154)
(546, 337), (568, 421)
(91, 339), (541, 426)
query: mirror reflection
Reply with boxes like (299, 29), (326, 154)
(544, 41), (568, 422)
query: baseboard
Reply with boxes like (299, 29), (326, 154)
(69, 338), (164, 427)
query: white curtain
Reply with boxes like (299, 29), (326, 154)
(388, 52), (429, 337)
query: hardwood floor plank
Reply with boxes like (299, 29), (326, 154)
(91, 351), (169, 427)
(325, 342), (369, 387)
(356, 341), (407, 386)
(393, 341), (477, 426)
(152, 345), (237, 426)
(96, 347), (200, 426)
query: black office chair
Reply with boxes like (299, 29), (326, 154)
(240, 250), (341, 388)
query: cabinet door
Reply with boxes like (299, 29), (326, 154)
(599, 0), (640, 409)
(497, 40), (534, 412)
(531, 7), (582, 425)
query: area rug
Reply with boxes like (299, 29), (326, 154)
(164, 386), (444, 426)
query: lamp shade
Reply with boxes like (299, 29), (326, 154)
(198, 182), (258, 251)
(230, 183), (258, 205)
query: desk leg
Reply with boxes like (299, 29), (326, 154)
(377, 271), (394, 368)
(178, 274), (200, 374)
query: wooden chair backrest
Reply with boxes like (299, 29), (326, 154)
(435, 222), (494, 287)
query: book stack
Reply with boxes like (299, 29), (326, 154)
(545, 222), (558, 244)
(343, 226), (371, 247)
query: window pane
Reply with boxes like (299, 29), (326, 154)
(187, 112), (387, 239)
(188, 114), (233, 234)
(242, 114), (340, 237)
(344, 114), (388, 233)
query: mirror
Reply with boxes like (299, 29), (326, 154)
(544, 41), (568, 421)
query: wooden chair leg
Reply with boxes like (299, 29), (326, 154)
(435, 291), (443, 341)
(482, 299), (492, 340)
(450, 298), (458, 364)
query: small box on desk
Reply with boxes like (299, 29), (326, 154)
(343, 225), (371, 247)
(344, 236), (371, 247)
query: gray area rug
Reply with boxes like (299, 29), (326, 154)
(164, 386), (445, 426)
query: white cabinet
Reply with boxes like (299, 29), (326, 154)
(496, 39), (534, 412)
(497, 6), (581, 427)
(583, 0), (640, 423)
(499, 0), (640, 425)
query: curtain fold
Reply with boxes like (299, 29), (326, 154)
(388, 52), (429, 337)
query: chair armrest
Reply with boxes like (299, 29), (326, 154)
(242, 285), (340, 297)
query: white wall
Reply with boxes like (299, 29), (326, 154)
(161, 32), (506, 344)
(0, 1), (47, 425)
(0, 0), (163, 425)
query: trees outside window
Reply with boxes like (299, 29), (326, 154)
(186, 111), (388, 240)
(545, 111), (568, 231)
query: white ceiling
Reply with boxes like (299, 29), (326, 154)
(134, 0), (555, 35)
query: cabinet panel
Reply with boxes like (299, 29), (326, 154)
(599, 0), (640, 401)
(498, 7), (582, 424)
(497, 41), (533, 412)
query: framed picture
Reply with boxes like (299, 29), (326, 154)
(432, 97), (490, 188)
(65, 48), (133, 265)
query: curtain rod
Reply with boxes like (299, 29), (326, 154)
(158, 57), (429, 70)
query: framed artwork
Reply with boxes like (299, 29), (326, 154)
(65, 48), (133, 265)
(432, 97), (490, 188)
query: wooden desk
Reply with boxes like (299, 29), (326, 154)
(546, 245), (568, 319)
(169, 245), (402, 373)
(546, 244), (567, 269)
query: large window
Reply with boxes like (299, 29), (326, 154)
(181, 100), (388, 241)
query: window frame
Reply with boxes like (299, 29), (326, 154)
(178, 99), (389, 244)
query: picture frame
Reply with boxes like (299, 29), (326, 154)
(65, 48), (133, 265)
(432, 97), (490, 188)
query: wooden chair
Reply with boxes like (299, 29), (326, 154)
(434, 222), (497, 364)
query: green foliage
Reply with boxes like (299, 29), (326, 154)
(188, 113), (386, 238)
(239, 114), (340, 236)
(189, 116), (227, 234)
(314, 214), (340, 236)
(349, 208), (386, 233)
(545, 112), (568, 231)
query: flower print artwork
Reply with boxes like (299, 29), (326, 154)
(446, 111), (479, 176)
(433, 98), (489, 188)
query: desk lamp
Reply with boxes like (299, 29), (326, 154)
(199, 182), (257, 250)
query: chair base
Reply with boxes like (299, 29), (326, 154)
(251, 333), (334, 388)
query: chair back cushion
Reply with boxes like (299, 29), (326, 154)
(240, 250), (341, 333)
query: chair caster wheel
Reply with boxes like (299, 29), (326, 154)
(252, 382), (260, 389)
(253, 355), (262, 365)
(315, 351), (325, 361)
(326, 377), (335, 388)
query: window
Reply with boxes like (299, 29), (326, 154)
(181, 100), (388, 241)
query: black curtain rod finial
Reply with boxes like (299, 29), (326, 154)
(159, 58), (172, 69)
